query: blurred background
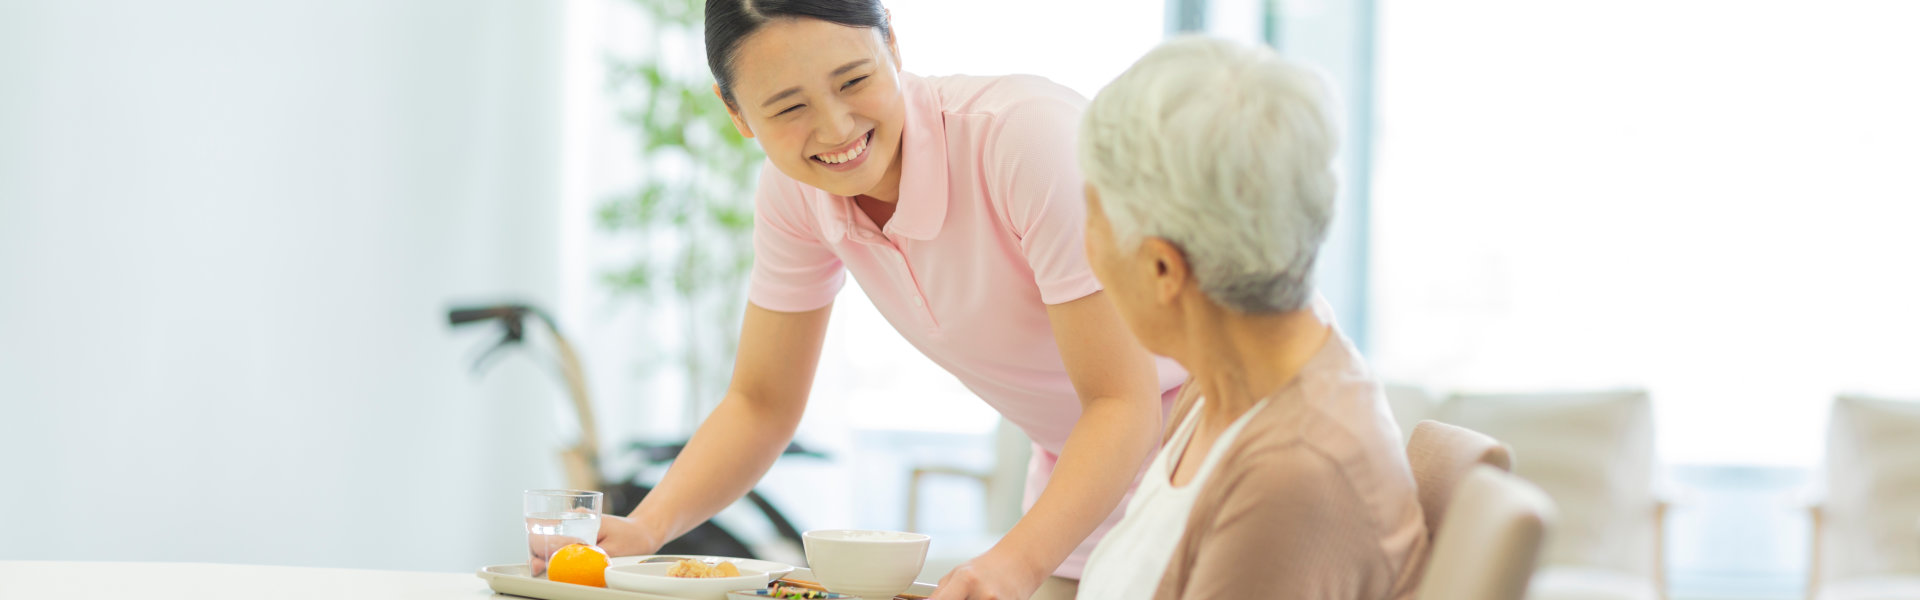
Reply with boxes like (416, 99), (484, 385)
(3, 1), (1917, 599)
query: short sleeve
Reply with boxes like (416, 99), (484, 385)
(746, 161), (846, 312)
(984, 84), (1102, 305)
(1159, 448), (1390, 600)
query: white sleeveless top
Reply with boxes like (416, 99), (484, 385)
(1077, 398), (1269, 599)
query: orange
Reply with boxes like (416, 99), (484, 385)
(547, 543), (609, 587)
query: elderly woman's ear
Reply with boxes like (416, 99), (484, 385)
(1141, 237), (1190, 306)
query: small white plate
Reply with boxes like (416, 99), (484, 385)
(605, 562), (768, 600)
(615, 555), (795, 582)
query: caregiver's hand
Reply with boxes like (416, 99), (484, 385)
(929, 547), (1047, 600)
(529, 507), (615, 576)
(595, 514), (665, 559)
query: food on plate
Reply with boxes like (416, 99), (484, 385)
(760, 583), (852, 598)
(668, 558), (742, 578)
(546, 543), (610, 587)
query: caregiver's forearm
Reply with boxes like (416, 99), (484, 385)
(989, 393), (1160, 577)
(629, 303), (830, 544)
(629, 391), (802, 543)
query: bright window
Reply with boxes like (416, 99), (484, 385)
(1370, 0), (1920, 466)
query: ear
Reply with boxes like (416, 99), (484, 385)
(1140, 237), (1190, 306)
(714, 84), (754, 139)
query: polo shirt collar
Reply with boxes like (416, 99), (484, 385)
(881, 73), (949, 241)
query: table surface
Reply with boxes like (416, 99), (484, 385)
(0, 561), (495, 600)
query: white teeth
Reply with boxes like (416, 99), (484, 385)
(818, 133), (868, 165)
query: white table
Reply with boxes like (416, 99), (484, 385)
(0, 561), (497, 599)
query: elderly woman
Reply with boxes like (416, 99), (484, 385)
(1075, 37), (1428, 600)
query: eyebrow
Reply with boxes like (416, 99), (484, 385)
(758, 59), (874, 108)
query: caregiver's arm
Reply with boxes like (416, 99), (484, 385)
(933, 290), (1163, 598)
(597, 302), (833, 557)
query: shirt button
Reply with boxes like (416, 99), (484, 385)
(913, 297), (925, 307)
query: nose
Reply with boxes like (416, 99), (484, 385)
(811, 97), (858, 147)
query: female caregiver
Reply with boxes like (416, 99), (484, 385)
(592, 1), (1186, 599)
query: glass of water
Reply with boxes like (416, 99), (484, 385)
(524, 489), (603, 576)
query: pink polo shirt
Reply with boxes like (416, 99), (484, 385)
(746, 72), (1187, 578)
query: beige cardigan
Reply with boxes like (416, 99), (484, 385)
(1150, 330), (1429, 600)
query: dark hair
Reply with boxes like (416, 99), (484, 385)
(705, 0), (893, 107)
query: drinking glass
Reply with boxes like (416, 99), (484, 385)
(524, 489), (603, 576)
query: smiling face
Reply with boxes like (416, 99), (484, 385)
(721, 18), (906, 199)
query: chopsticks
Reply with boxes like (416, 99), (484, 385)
(774, 577), (929, 600)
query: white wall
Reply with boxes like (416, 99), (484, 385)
(0, 0), (567, 572)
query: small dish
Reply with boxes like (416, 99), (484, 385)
(726, 589), (856, 599)
(605, 562), (769, 600)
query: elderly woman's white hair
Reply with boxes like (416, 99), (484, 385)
(1078, 35), (1337, 313)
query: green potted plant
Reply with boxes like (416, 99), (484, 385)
(599, 0), (765, 433)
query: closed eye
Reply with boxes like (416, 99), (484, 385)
(842, 76), (869, 90)
(776, 104), (804, 116)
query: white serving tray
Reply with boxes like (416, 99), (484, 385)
(476, 562), (937, 600)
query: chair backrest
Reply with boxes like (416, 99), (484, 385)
(1385, 383), (1437, 444)
(1820, 394), (1920, 581)
(1435, 389), (1656, 577)
(1407, 420), (1514, 540)
(1417, 465), (1557, 600)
